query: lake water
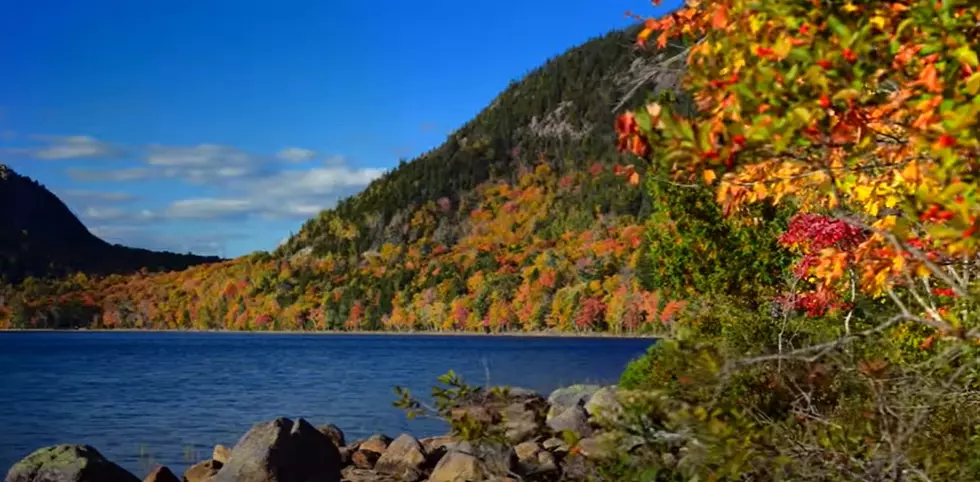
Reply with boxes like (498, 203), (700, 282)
(0, 332), (653, 477)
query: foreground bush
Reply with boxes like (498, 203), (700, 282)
(602, 0), (980, 480)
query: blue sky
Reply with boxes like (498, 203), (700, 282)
(0, 0), (682, 258)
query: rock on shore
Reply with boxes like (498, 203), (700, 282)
(4, 385), (633, 482)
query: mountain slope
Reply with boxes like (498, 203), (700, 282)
(0, 164), (221, 283)
(280, 25), (685, 258)
(1, 25), (697, 331)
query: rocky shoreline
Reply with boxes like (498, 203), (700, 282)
(4, 385), (637, 482)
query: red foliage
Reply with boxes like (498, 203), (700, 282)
(575, 296), (606, 329)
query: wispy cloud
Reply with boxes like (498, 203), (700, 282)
(33, 135), (120, 160)
(66, 167), (154, 182)
(60, 189), (138, 203)
(164, 198), (254, 220)
(276, 147), (316, 163)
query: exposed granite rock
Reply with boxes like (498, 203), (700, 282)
(373, 434), (426, 481)
(546, 405), (592, 437)
(318, 424), (347, 448)
(142, 466), (180, 482)
(426, 451), (486, 482)
(357, 435), (392, 455)
(4, 445), (140, 482)
(212, 445), (232, 465)
(183, 460), (221, 482)
(546, 385), (601, 420)
(212, 417), (342, 482)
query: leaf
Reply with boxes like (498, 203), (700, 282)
(703, 169), (718, 184)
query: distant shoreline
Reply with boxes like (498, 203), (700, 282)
(0, 328), (660, 340)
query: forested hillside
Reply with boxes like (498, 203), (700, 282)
(0, 164), (221, 284)
(1, 25), (762, 331)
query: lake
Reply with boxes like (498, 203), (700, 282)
(0, 331), (654, 476)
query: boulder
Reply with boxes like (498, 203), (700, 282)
(449, 405), (499, 426)
(358, 435), (392, 455)
(351, 450), (380, 470)
(541, 437), (568, 453)
(500, 400), (546, 444)
(546, 405), (592, 437)
(143, 466), (180, 482)
(340, 467), (401, 482)
(426, 452), (485, 482)
(547, 385), (601, 420)
(184, 460), (222, 482)
(583, 386), (622, 424)
(4, 445), (140, 482)
(512, 441), (558, 477)
(419, 436), (454, 455)
(318, 424), (347, 448)
(212, 445), (232, 465)
(444, 442), (514, 478)
(574, 433), (617, 461)
(373, 434), (426, 481)
(212, 417), (342, 482)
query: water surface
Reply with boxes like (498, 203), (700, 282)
(0, 331), (653, 476)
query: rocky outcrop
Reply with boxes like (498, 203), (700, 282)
(6, 385), (630, 482)
(142, 466), (180, 482)
(373, 434), (426, 481)
(3, 445), (140, 482)
(212, 417), (342, 482)
(183, 460), (221, 482)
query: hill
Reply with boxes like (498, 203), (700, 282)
(0, 164), (221, 284)
(0, 26), (717, 331)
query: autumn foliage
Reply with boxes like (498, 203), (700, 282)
(606, 0), (980, 480)
(618, 0), (979, 327)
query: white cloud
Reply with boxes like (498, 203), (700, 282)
(34, 135), (118, 160)
(277, 147), (316, 163)
(147, 144), (251, 167)
(66, 167), (154, 181)
(164, 198), (254, 220)
(79, 206), (156, 223)
(61, 190), (137, 202)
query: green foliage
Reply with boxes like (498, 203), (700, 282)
(644, 167), (793, 302)
(394, 370), (512, 444)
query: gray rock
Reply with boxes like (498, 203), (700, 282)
(575, 434), (617, 461)
(358, 435), (392, 455)
(213, 417), (342, 482)
(419, 436), (454, 455)
(4, 445), (140, 482)
(340, 467), (401, 482)
(546, 385), (601, 420)
(447, 442), (514, 478)
(426, 452), (486, 482)
(142, 466), (180, 482)
(583, 386), (622, 423)
(212, 445), (232, 465)
(512, 441), (558, 477)
(541, 437), (568, 453)
(351, 450), (380, 470)
(318, 424), (347, 448)
(546, 405), (592, 437)
(183, 460), (221, 482)
(373, 434), (425, 481)
(500, 401), (545, 444)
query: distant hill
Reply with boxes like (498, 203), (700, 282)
(2, 25), (713, 332)
(0, 164), (221, 283)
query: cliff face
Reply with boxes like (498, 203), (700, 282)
(0, 164), (220, 282)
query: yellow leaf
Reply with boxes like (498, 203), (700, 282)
(854, 185), (873, 201)
(870, 16), (886, 29)
(703, 169), (717, 184)
(915, 264), (931, 278)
